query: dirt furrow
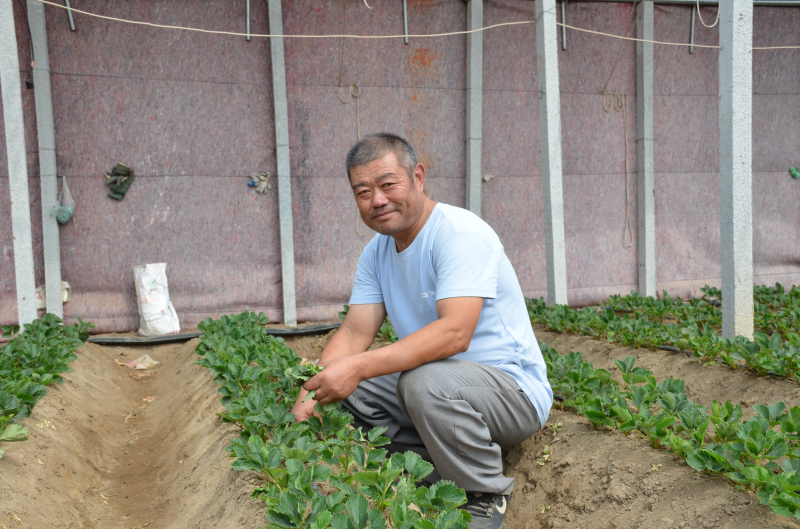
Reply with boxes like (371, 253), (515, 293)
(1, 339), (263, 529)
(503, 409), (800, 529)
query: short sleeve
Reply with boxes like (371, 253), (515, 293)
(349, 240), (385, 305)
(432, 229), (501, 301)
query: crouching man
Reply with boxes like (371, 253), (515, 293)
(291, 133), (552, 529)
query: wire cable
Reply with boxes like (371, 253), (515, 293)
(695, 0), (720, 29)
(29, 0), (800, 51)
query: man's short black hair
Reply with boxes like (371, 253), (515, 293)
(345, 133), (418, 181)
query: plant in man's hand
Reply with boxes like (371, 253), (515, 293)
(285, 363), (324, 386)
(285, 364), (325, 402)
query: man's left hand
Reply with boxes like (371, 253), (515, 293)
(302, 354), (364, 405)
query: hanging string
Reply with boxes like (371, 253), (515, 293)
(600, 0), (641, 249)
(336, 0), (367, 236)
(696, 0), (720, 29)
(602, 94), (635, 248)
(28, 0), (800, 50)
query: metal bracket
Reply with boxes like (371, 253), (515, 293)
(561, 0), (567, 50)
(403, 0), (409, 45)
(64, 0), (75, 31)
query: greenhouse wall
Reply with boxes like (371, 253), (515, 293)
(1, 0), (798, 332)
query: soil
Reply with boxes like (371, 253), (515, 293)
(0, 338), (264, 528)
(2, 324), (799, 528)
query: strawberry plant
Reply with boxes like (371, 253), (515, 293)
(528, 283), (800, 384)
(0, 314), (94, 458)
(196, 311), (471, 529)
(541, 342), (800, 519)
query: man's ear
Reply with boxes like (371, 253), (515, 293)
(413, 163), (426, 193)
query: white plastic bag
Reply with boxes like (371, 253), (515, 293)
(35, 282), (72, 310)
(134, 263), (180, 336)
(54, 177), (75, 224)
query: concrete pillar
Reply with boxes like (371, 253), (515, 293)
(1, 0), (37, 325)
(465, 0), (483, 217)
(268, 0), (297, 326)
(719, 0), (753, 339)
(28, 0), (63, 318)
(636, 0), (656, 298)
(534, 0), (568, 306)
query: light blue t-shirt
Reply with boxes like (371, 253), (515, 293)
(349, 203), (553, 425)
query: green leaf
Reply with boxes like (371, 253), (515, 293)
(346, 495), (370, 529)
(770, 492), (800, 517)
(404, 451), (435, 481)
(367, 426), (389, 444)
(282, 448), (312, 463)
(430, 481), (468, 508)
(368, 508), (387, 529)
(354, 471), (382, 488)
(278, 491), (303, 521)
(352, 445), (366, 468)
(783, 459), (800, 474)
(332, 512), (353, 529)
(285, 458), (304, 476)
(0, 424), (28, 443)
(390, 501), (418, 529)
(267, 446), (283, 469)
(231, 458), (263, 472)
(266, 510), (296, 528)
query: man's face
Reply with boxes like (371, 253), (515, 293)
(349, 152), (426, 236)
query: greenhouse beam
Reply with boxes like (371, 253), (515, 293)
(719, 0), (754, 340)
(636, 0), (656, 298)
(268, 0), (297, 327)
(0, 0), (37, 325)
(465, 0), (483, 218)
(535, 0), (568, 306)
(29, 0), (64, 318)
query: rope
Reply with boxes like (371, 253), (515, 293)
(336, 0), (366, 236)
(559, 22), (718, 49)
(601, 1), (640, 249)
(695, 0), (720, 29)
(602, 94), (635, 248)
(28, 0), (799, 50)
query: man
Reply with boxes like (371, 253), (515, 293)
(291, 133), (552, 529)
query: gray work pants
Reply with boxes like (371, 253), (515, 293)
(342, 358), (541, 495)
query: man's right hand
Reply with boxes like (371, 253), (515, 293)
(290, 389), (321, 422)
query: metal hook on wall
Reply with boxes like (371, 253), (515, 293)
(402, 0), (409, 45)
(64, 0), (75, 31)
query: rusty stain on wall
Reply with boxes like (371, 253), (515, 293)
(410, 48), (437, 70)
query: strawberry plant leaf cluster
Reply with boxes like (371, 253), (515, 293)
(196, 311), (471, 529)
(0, 314), (94, 458)
(543, 342), (800, 518)
(527, 283), (800, 381)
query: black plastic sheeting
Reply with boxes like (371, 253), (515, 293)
(87, 323), (342, 345)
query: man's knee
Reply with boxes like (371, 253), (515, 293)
(397, 360), (455, 417)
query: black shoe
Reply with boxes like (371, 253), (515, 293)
(459, 492), (508, 529)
